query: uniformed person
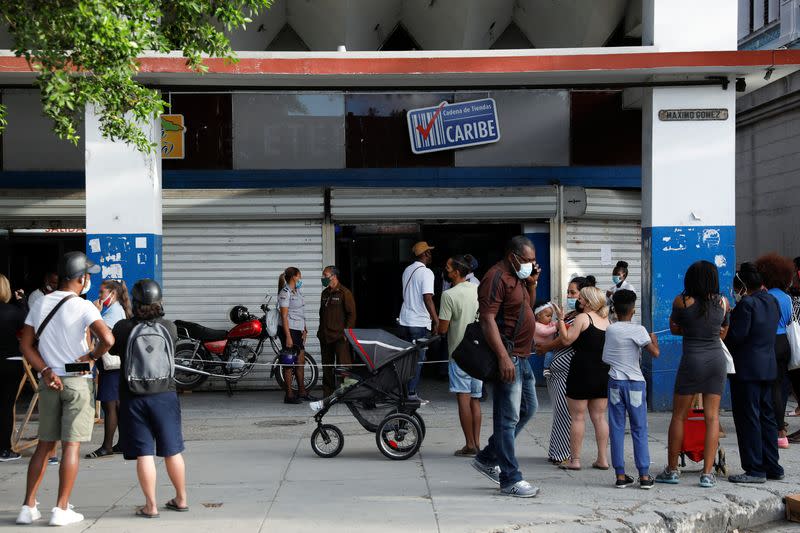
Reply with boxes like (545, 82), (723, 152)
(317, 266), (356, 397)
(278, 267), (316, 404)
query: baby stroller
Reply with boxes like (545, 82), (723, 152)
(309, 329), (436, 460)
(679, 408), (728, 476)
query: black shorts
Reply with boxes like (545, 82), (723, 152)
(278, 328), (304, 353)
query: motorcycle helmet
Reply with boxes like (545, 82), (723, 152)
(58, 251), (100, 280)
(132, 278), (162, 305)
(229, 305), (250, 324)
(279, 347), (298, 366)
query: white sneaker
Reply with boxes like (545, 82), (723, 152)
(309, 400), (324, 413)
(49, 506), (84, 526)
(15, 505), (41, 525)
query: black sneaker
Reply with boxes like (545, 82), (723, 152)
(639, 477), (655, 490)
(283, 396), (302, 405)
(615, 474), (634, 488)
(0, 449), (21, 462)
(767, 472), (785, 481)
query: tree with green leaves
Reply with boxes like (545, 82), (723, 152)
(0, 0), (271, 153)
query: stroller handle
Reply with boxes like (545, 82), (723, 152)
(412, 335), (441, 348)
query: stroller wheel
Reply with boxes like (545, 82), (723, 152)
(311, 424), (344, 458)
(411, 412), (426, 441)
(376, 413), (423, 460)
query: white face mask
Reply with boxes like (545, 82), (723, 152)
(513, 253), (533, 280)
(81, 276), (91, 296)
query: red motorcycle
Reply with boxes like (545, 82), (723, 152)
(173, 298), (319, 394)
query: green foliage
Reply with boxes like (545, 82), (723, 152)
(0, 0), (271, 153)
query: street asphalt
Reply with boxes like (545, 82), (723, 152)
(1, 380), (799, 532)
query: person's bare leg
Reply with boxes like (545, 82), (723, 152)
(164, 454), (188, 508)
(283, 367), (295, 399)
(296, 350), (307, 396)
(23, 441), (56, 507)
(470, 398), (482, 450)
(702, 394), (722, 475)
(566, 398), (588, 468)
(55, 442), (81, 510)
(588, 398), (610, 467)
(136, 456), (158, 515)
(455, 393), (475, 449)
(667, 394), (694, 470)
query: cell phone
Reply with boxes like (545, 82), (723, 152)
(65, 362), (91, 373)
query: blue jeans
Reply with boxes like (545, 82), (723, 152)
(608, 378), (650, 476)
(476, 356), (538, 489)
(399, 325), (429, 395)
(542, 351), (554, 369)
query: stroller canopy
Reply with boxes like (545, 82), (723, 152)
(345, 329), (413, 371)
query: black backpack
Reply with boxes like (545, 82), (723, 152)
(124, 320), (175, 394)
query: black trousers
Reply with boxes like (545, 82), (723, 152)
(771, 334), (790, 431)
(730, 378), (783, 478)
(0, 360), (23, 450)
(320, 338), (352, 398)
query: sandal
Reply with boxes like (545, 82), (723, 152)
(558, 460), (581, 471)
(454, 446), (478, 457)
(592, 462), (610, 470)
(165, 499), (189, 512)
(85, 447), (114, 459)
(136, 508), (159, 519)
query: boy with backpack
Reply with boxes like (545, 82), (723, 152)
(109, 279), (188, 518)
(601, 290), (660, 489)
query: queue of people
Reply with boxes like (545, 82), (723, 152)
(2, 241), (799, 521)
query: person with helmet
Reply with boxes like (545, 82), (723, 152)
(17, 252), (114, 526)
(107, 279), (188, 518)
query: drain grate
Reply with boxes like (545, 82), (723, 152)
(254, 419), (307, 428)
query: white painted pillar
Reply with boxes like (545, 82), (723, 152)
(84, 106), (162, 299)
(641, 0), (738, 410)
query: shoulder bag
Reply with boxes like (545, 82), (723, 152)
(452, 274), (527, 382)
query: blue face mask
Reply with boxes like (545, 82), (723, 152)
(566, 297), (577, 311)
(612, 275), (622, 285)
(295, 280), (303, 289)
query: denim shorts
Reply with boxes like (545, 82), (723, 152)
(120, 392), (185, 460)
(448, 360), (483, 398)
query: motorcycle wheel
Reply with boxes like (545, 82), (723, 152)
(174, 340), (208, 390)
(273, 352), (320, 392)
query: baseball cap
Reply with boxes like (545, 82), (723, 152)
(412, 241), (434, 257)
(58, 251), (100, 280)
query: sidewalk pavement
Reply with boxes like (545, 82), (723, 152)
(1, 383), (799, 532)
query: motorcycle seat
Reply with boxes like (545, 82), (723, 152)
(174, 320), (228, 342)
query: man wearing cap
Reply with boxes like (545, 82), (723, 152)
(17, 252), (114, 527)
(399, 241), (439, 400)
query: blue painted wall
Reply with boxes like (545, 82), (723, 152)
(642, 225), (735, 411)
(85, 233), (162, 301)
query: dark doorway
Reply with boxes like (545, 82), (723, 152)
(0, 232), (85, 294)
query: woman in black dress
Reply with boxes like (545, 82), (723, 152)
(656, 260), (729, 488)
(553, 285), (610, 470)
(0, 274), (27, 461)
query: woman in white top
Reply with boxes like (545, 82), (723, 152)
(86, 279), (131, 459)
(607, 261), (636, 312)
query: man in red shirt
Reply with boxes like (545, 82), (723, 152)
(470, 236), (541, 498)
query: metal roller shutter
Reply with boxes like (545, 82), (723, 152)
(565, 218), (642, 323)
(330, 186), (557, 221)
(161, 189), (324, 391)
(0, 189), (85, 228)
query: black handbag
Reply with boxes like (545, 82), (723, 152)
(452, 299), (526, 382)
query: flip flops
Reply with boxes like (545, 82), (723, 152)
(165, 499), (189, 512)
(85, 447), (114, 459)
(558, 461), (581, 471)
(592, 462), (610, 471)
(136, 508), (159, 519)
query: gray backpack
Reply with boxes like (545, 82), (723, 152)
(124, 320), (175, 395)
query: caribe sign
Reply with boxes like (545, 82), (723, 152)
(161, 114), (185, 159)
(406, 98), (500, 154)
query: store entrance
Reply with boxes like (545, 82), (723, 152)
(335, 223), (521, 330)
(0, 231), (85, 294)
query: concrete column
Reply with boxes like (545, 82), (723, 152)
(84, 106), (162, 300)
(641, 1), (738, 410)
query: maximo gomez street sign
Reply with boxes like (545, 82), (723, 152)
(407, 98), (501, 154)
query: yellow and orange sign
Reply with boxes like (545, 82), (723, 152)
(160, 114), (185, 159)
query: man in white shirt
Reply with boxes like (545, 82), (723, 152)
(399, 241), (439, 400)
(17, 252), (114, 527)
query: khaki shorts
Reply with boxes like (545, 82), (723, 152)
(38, 377), (94, 442)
